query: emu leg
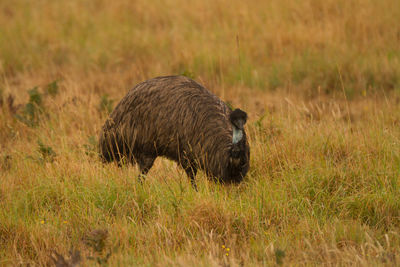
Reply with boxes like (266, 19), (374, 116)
(183, 165), (198, 191)
(136, 155), (156, 183)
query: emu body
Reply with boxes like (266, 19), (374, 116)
(99, 76), (249, 188)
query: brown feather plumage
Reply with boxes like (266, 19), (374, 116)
(99, 76), (249, 186)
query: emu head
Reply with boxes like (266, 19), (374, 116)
(227, 108), (249, 183)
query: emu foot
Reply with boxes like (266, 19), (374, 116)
(137, 173), (146, 184)
(191, 179), (198, 191)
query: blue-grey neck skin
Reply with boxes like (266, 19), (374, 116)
(232, 126), (243, 144)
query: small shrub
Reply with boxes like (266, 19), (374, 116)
(83, 135), (98, 157)
(38, 140), (56, 162)
(254, 112), (267, 131)
(275, 248), (286, 265)
(45, 80), (59, 97)
(99, 94), (114, 114)
(268, 65), (283, 90)
(15, 87), (44, 127)
(181, 69), (195, 79)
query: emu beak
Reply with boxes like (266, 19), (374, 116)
(234, 119), (244, 130)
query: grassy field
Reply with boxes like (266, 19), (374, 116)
(1, 0), (400, 265)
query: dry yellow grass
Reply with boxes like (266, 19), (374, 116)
(1, 0), (400, 266)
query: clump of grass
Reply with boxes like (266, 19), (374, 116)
(50, 250), (81, 267)
(0, 154), (11, 171)
(0, 88), (3, 107)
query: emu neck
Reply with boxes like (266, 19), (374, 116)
(232, 126), (243, 144)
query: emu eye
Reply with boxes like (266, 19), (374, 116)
(230, 109), (247, 130)
(233, 119), (245, 130)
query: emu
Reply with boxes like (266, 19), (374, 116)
(99, 76), (249, 189)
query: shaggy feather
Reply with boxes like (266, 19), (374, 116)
(99, 75), (250, 185)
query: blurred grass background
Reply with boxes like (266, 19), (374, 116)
(1, 0), (400, 96)
(1, 0), (400, 265)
